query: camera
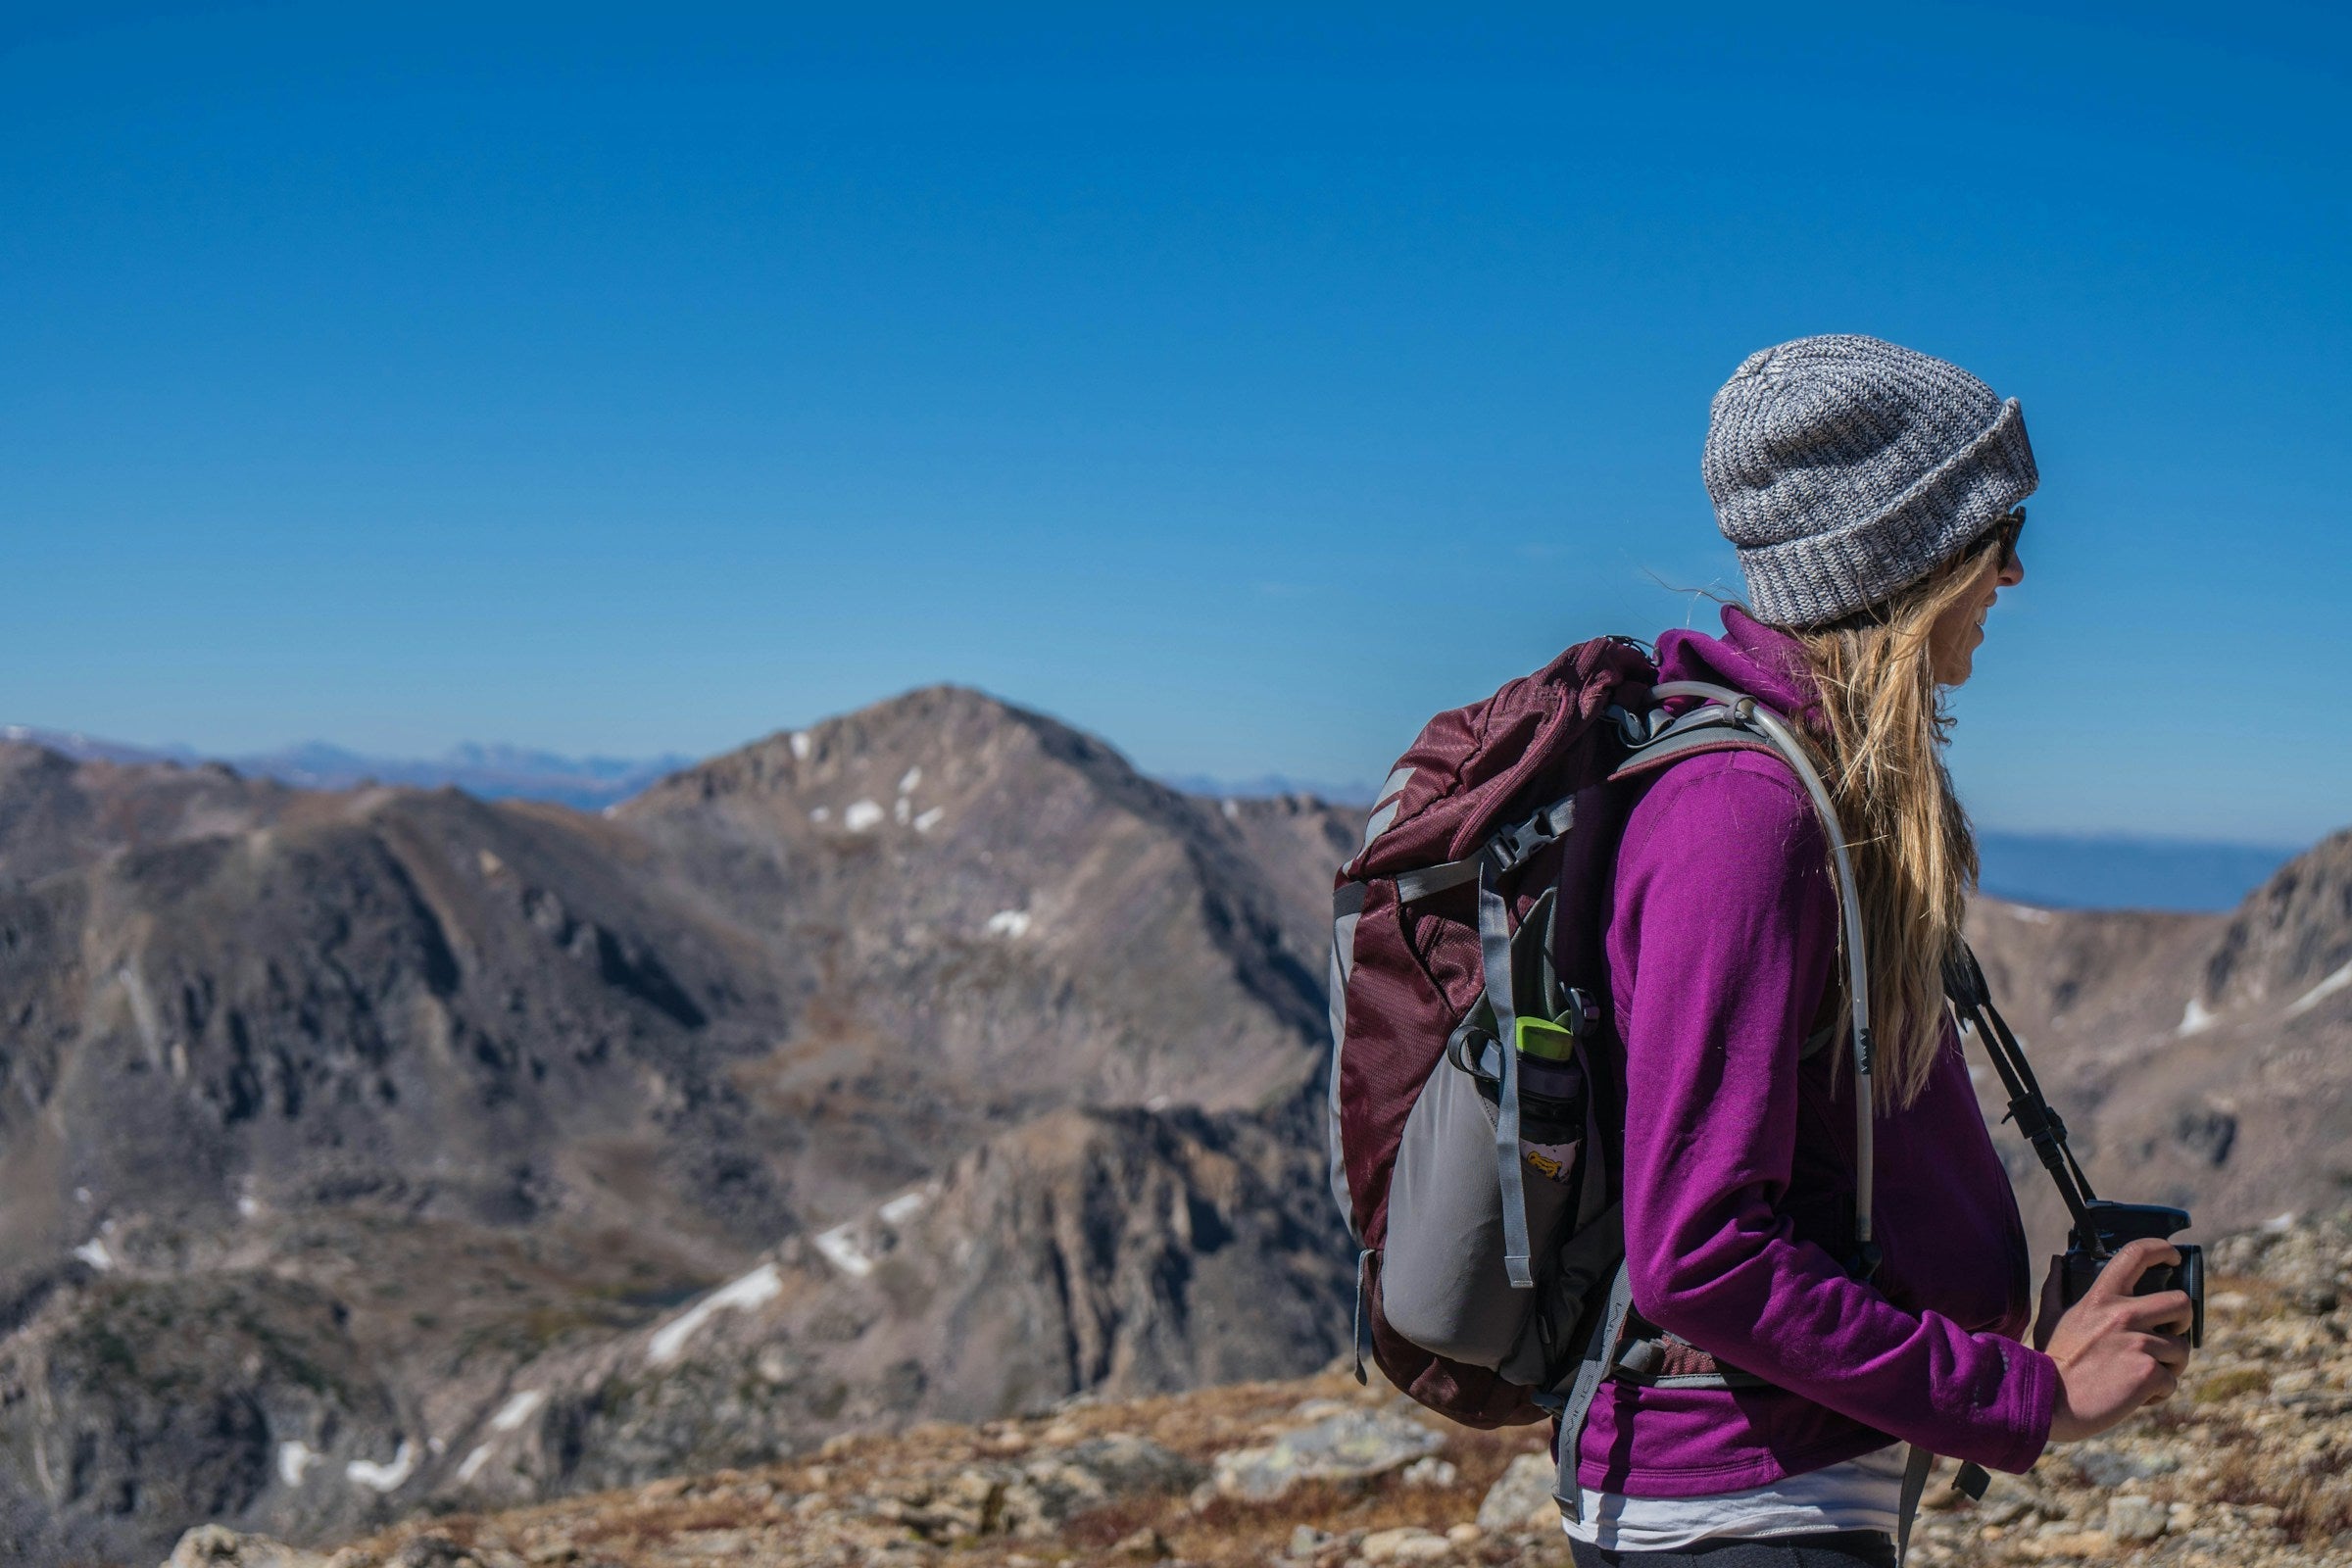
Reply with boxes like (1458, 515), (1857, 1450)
(2060, 1200), (2205, 1348)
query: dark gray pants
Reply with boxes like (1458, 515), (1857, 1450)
(1568, 1531), (1897, 1568)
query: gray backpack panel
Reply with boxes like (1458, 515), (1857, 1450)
(1381, 1048), (1577, 1368)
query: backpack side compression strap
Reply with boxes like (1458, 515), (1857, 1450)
(1548, 1258), (1636, 1525)
(1400, 795), (1579, 1292)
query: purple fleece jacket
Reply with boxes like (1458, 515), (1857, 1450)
(1575, 607), (2055, 1494)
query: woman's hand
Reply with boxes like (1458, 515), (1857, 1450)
(2042, 1239), (2195, 1443)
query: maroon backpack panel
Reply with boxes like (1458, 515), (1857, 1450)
(1327, 637), (1656, 1426)
(1332, 635), (1653, 1249)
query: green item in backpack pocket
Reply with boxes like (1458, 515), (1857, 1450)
(1515, 1014), (1578, 1061)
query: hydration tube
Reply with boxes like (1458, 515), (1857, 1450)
(1646, 681), (1881, 1272)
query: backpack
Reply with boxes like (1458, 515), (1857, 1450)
(1323, 635), (1883, 1461)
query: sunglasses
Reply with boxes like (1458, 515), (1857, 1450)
(1981, 507), (2026, 572)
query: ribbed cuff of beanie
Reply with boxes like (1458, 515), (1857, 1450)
(1740, 397), (2038, 627)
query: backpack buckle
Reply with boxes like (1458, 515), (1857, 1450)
(1609, 705), (1666, 746)
(1487, 823), (1542, 870)
(1565, 987), (1600, 1035)
(1446, 1024), (1504, 1081)
(1488, 795), (1576, 872)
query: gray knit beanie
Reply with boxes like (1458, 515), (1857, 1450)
(1702, 334), (2038, 627)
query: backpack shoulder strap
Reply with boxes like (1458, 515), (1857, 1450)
(1605, 710), (1782, 782)
(1608, 710), (1843, 1060)
(1609, 684), (1885, 1282)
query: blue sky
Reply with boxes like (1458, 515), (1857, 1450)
(6, 3), (2346, 844)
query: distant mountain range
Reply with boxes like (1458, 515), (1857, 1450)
(1147, 777), (2298, 914)
(0, 726), (695, 811)
(3, 728), (2299, 911)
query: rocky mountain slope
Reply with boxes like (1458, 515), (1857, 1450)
(614, 685), (1336, 1122)
(1963, 828), (2352, 1250)
(402, 1099), (1349, 1509)
(0, 693), (1359, 1567)
(157, 1210), (2352, 1568)
(0, 740), (300, 883)
(1, 726), (692, 812)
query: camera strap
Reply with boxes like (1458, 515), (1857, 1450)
(1943, 943), (2099, 1228)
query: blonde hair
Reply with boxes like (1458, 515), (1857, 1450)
(1791, 539), (2002, 1110)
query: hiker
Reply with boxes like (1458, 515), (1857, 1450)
(1547, 336), (2198, 1564)
(1329, 335), (2196, 1568)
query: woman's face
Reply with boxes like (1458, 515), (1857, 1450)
(1930, 533), (2027, 687)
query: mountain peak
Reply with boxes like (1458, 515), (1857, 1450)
(2200, 827), (2352, 1015)
(627, 684), (1146, 817)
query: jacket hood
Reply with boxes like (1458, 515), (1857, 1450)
(1654, 605), (1824, 731)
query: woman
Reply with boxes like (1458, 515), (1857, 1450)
(1567, 336), (2195, 1566)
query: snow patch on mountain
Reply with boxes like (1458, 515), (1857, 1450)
(490, 1389), (544, 1432)
(347, 1441), (416, 1492)
(647, 1264), (784, 1364)
(2289, 960), (2352, 1016)
(277, 1440), (320, 1486)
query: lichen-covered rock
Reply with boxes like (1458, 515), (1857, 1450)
(867, 1434), (1204, 1542)
(2104, 1494), (2168, 1544)
(1475, 1450), (1559, 1535)
(163, 1527), (331, 1568)
(385, 1539), (473, 1568)
(1357, 1525), (1451, 1562)
(1398, 1456), (1456, 1489)
(1289, 1524), (1335, 1556)
(1211, 1409), (1445, 1502)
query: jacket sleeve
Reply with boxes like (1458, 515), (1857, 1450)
(1610, 757), (2055, 1474)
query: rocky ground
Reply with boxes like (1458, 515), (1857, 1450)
(163, 1213), (2352, 1568)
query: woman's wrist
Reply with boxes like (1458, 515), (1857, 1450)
(1991, 1336), (2062, 1472)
